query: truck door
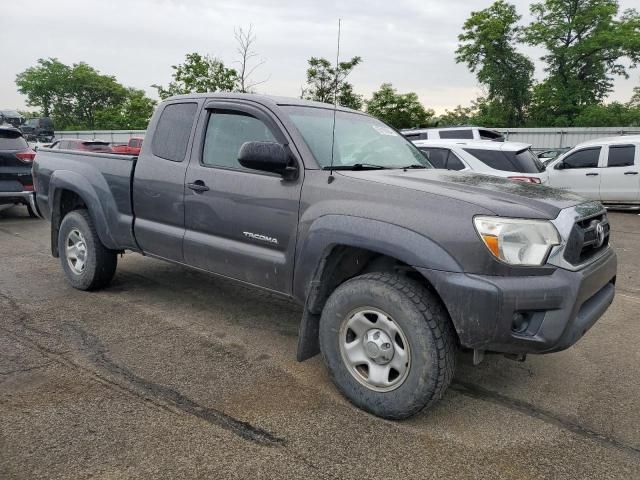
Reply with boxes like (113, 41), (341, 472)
(133, 101), (199, 262)
(548, 147), (602, 200)
(599, 144), (639, 204)
(183, 101), (303, 294)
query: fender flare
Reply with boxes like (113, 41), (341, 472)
(294, 215), (463, 361)
(49, 170), (120, 253)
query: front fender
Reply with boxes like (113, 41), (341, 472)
(293, 215), (463, 361)
(293, 214), (462, 303)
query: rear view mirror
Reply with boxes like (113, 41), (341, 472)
(238, 141), (296, 179)
(555, 161), (565, 170)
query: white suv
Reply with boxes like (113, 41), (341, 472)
(402, 126), (504, 142)
(412, 139), (548, 184)
(547, 135), (640, 207)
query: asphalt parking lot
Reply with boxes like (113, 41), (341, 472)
(1, 205), (639, 479)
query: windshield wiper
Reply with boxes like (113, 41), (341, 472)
(400, 164), (428, 170)
(322, 163), (388, 170)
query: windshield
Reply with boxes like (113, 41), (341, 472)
(283, 106), (430, 169)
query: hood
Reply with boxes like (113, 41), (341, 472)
(339, 169), (587, 219)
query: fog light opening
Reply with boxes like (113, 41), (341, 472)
(511, 312), (530, 334)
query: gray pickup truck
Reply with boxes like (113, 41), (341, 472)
(32, 93), (617, 419)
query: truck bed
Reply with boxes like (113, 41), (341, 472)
(33, 148), (139, 252)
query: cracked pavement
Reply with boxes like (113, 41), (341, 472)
(1, 205), (639, 479)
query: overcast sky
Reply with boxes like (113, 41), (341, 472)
(2, 0), (638, 114)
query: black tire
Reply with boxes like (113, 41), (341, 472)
(319, 272), (456, 419)
(58, 209), (117, 290)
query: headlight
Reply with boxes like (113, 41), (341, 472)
(473, 216), (561, 266)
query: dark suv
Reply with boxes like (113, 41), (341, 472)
(0, 110), (25, 129)
(21, 117), (55, 142)
(0, 127), (38, 216)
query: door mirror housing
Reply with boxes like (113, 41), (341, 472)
(555, 161), (565, 170)
(238, 141), (296, 179)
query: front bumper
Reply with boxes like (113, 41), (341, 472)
(0, 191), (41, 217)
(418, 247), (617, 354)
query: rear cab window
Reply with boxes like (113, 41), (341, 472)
(152, 102), (198, 162)
(607, 145), (635, 167)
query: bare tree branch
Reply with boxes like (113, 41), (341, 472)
(234, 24), (269, 93)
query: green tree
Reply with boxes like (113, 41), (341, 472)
(16, 58), (156, 130)
(365, 83), (435, 129)
(153, 53), (238, 100)
(15, 58), (71, 117)
(438, 104), (477, 126)
(628, 86), (640, 108)
(66, 63), (128, 129)
(573, 102), (640, 126)
(17, 110), (41, 119)
(94, 88), (157, 130)
(524, 0), (640, 125)
(456, 1), (534, 126)
(303, 56), (363, 109)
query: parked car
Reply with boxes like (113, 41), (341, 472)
(111, 137), (143, 155)
(547, 136), (640, 208)
(49, 139), (112, 153)
(21, 117), (55, 142)
(33, 93), (616, 420)
(401, 126), (504, 142)
(413, 139), (548, 184)
(0, 127), (38, 216)
(0, 110), (25, 129)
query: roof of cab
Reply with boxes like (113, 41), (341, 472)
(163, 92), (363, 114)
(412, 138), (531, 151)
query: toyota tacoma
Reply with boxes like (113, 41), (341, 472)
(32, 94), (617, 419)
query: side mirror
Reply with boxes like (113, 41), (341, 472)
(238, 141), (296, 179)
(555, 161), (565, 170)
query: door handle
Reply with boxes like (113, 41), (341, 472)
(585, 172), (599, 176)
(187, 181), (210, 192)
(624, 171), (639, 175)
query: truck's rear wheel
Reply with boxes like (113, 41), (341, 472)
(319, 272), (456, 419)
(58, 209), (117, 290)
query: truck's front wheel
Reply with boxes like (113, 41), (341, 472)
(319, 272), (456, 419)
(58, 209), (117, 291)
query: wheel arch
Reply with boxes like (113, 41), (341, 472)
(49, 172), (118, 257)
(295, 215), (462, 361)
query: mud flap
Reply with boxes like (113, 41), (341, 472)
(296, 308), (321, 361)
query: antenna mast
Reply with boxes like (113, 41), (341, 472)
(328, 18), (341, 182)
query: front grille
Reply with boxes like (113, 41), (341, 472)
(564, 211), (610, 266)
